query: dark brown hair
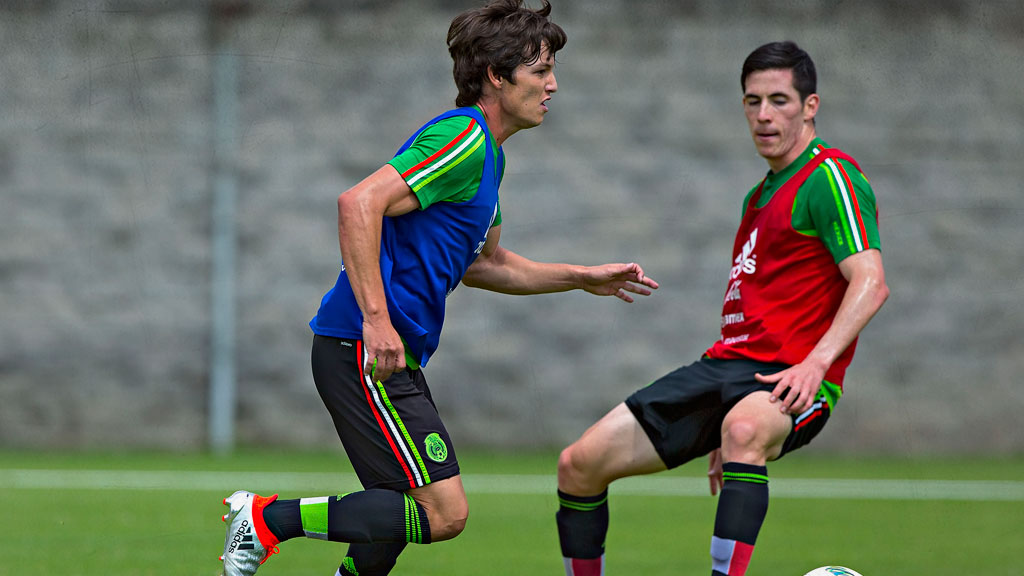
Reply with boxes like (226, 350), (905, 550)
(447, 0), (567, 107)
(741, 41), (817, 102)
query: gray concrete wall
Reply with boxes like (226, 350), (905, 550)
(1, 0), (1022, 454)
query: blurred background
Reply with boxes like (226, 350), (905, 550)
(1, 0), (1021, 456)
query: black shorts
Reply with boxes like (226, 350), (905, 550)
(624, 357), (832, 469)
(311, 335), (460, 491)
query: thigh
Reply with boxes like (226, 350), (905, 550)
(722, 383), (837, 463)
(625, 358), (792, 469)
(560, 402), (667, 494)
(312, 335), (460, 491)
(720, 391), (793, 464)
(624, 359), (730, 469)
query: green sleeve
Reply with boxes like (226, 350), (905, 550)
(387, 115), (489, 210)
(797, 159), (881, 263)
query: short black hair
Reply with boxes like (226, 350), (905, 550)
(741, 41), (816, 102)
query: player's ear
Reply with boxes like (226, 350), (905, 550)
(803, 93), (820, 122)
(486, 66), (503, 91)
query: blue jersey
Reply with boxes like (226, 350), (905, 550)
(310, 107), (503, 367)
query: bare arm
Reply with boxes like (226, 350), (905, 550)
(337, 165), (420, 382)
(756, 248), (890, 414)
(462, 225), (659, 302)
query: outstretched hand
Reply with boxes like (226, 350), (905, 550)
(580, 262), (659, 303)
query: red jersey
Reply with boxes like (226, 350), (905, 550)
(705, 148), (863, 388)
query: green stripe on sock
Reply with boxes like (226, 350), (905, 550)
(404, 495), (410, 542)
(299, 496), (330, 539)
(404, 494), (412, 544)
(558, 495), (608, 511)
(405, 494), (413, 541)
(415, 498), (422, 543)
(404, 494), (423, 544)
(415, 497), (422, 543)
(722, 472), (769, 484)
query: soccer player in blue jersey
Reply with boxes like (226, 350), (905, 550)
(217, 2), (658, 575)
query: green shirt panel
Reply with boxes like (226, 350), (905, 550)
(743, 138), (880, 263)
(387, 112), (503, 227)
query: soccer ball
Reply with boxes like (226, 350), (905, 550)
(802, 567), (864, 576)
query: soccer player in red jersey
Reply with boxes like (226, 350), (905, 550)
(555, 41), (889, 576)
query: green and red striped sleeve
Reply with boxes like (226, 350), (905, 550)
(790, 142), (880, 263)
(387, 114), (503, 226)
(802, 156), (880, 262)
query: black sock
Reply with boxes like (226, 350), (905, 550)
(556, 489), (608, 573)
(710, 462), (769, 576)
(262, 490), (431, 545)
(262, 498), (303, 542)
(339, 542), (408, 576)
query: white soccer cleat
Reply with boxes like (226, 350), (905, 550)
(219, 490), (281, 576)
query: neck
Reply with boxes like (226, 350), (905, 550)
(767, 126), (816, 173)
(475, 98), (517, 147)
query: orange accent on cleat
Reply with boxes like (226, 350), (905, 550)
(220, 491), (282, 574)
(259, 545), (280, 566)
(250, 493), (281, 564)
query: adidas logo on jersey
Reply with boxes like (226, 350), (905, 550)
(730, 228), (758, 280)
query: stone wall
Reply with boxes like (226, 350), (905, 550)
(1, 0), (1022, 453)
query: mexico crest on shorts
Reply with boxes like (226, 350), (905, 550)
(424, 432), (448, 463)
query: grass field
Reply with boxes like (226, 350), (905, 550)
(1, 449), (1022, 575)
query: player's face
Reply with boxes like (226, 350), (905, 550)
(502, 43), (558, 129)
(742, 68), (819, 171)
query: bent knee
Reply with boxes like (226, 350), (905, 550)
(722, 418), (761, 449)
(721, 417), (786, 463)
(557, 444), (589, 485)
(429, 504), (468, 542)
(558, 443), (610, 495)
(430, 514), (467, 542)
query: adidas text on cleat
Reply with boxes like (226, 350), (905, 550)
(220, 490), (281, 576)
